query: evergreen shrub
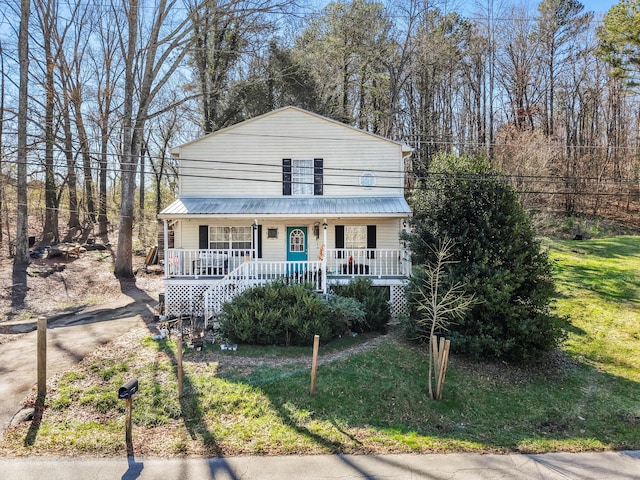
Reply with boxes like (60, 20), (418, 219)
(218, 281), (344, 346)
(331, 277), (391, 333)
(405, 153), (567, 363)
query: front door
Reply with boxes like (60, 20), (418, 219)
(287, 227), (308, 263)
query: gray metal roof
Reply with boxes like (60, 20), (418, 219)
(159, 196), (411, 218)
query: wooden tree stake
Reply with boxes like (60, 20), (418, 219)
(310, 335), (320, 395)
(431, 335), (451, 400)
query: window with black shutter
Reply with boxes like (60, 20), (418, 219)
(283, 158), (292, 196)
(335, 225), (344, 258)
(314, 158), (323, 196)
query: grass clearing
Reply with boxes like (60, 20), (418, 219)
(1, 236), (639, 457)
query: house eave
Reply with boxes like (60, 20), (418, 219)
(158, 212), (409, 220)
(158, 196), (412, 220)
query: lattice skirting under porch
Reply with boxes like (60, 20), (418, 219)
(165, 279), (409, 321)
(390, 284), (408, 318)
(165, 283), (210, 317)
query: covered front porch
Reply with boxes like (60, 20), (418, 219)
(162, 246), (411, 320)
(164, 247), (411, 281)
(158, 196), (413, 321)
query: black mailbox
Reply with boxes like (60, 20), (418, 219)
(118, 379), (139, 399)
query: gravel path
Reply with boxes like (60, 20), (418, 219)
(183, 329), (399, 369)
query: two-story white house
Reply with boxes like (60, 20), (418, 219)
(158, 106), (412, 322)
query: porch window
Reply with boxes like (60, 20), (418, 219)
(209, 226), (230, 249)
(207, 226), (252, 250)
(231, 227), (252, 250)
(335, 225), (376, 258)
(345, 226), (367, 249)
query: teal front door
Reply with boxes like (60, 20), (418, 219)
(287, 227), (308, 263)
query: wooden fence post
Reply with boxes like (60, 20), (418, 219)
(37, 317), (47, 401)
(177, 318), (183, 398)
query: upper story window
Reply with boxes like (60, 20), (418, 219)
(283, 158), (323, 196)
(292, 159), (313, 195)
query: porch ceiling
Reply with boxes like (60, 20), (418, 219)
(158, 196), (411, 219)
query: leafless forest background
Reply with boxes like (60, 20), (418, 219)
(1, 0), (639, 268)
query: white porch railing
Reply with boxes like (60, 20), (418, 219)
(325, 248), (411, 277)
(166, 248), (410, 279)
(168, 250), (411, 322)
(165, 249), (255, 277)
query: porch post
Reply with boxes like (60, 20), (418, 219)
(163, 219), (169, 279)
(322, 219), (327, 293)
(252, 219), (258, 260)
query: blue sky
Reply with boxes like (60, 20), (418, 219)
(310, 1), (623, 18)
(580, 0), (619, 14)
(461, 0), (620, 16)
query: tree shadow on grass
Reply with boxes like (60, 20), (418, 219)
(215, 337), (640, 456)
(157, 331), (225, 458)
(160, 332), (242, 479)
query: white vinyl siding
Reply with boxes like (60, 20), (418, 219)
(177, 108), (404, 197)
(175, 218), (402, 263)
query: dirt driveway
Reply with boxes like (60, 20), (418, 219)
(0, 285), (160, 431)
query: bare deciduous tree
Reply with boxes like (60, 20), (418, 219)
(15, 0), (31, 267)
(412, 239), (476, 400)
(115, 0), (200, 278)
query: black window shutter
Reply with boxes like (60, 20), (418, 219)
(199, 225), (208, 249)
(367, 225), (376, 259)
(335, 225), (344, 258)
(314, 158), (323, 196)
(283, 158), (292, 196)
(257, 224), (263, 259)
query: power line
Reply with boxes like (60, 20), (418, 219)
(2, 153), (639, 188)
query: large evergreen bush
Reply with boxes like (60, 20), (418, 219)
(218, 281), (372, 346)
(405, 154), (566, 363)
(218, 281), (340, 346)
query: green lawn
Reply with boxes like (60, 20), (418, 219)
(1, 236), (639, 457)
(548, 237), (640, 381)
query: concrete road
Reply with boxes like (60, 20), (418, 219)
(0, 451), (639, 479)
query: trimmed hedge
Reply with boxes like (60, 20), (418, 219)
(218, 278), (388, 346)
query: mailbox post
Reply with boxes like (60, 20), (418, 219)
(118, 379), (138, 455)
